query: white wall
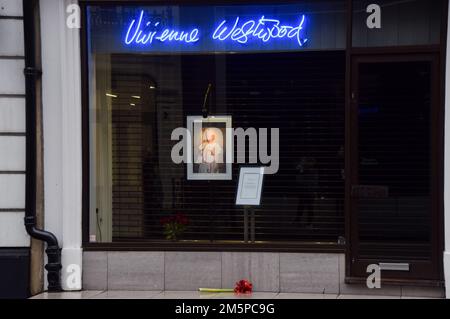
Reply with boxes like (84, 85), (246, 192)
(40, 0), (83, 290)
(0, 0), (29, 248)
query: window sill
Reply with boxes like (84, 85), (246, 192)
(82, 240), (345, 253)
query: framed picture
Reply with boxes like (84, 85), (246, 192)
(236, 167), (265, 206)
(187, 115), (232, 180)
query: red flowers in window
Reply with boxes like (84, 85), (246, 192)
(160, 213), (189, 226)
(160, 213), (189, 241)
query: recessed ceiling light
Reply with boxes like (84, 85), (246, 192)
(105, 93), (117, 98)
(130, 103), (136, 106)
(131, 95), (141, 99)
(149, 85), (156, 89)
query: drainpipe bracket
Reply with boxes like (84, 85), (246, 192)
(24, 215), (36, 226)
(45, 246), (63, 292)
(24, 66), (42, 77)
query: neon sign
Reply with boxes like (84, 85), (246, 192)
(123, 10), (308, 48)
(125, 10), (200, 45)
(212, 15), (307, 46)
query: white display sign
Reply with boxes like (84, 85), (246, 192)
(236, 167), (264, 206)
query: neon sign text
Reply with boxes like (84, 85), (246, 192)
(212, 15), (307, 46)
(123, 11), (308, 48)
(125, 10), (200, 45)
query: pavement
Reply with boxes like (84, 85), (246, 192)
(29, 290), (442, 299)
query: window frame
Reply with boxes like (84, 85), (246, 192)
(79, 0), (445, 257)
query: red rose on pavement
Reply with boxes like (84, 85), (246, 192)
(234, 279), (253, 294)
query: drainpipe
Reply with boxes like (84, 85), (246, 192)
(23, 0), (62, 292)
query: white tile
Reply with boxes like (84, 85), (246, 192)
(0, 211), (29, 247)
(222, 252), (279, 292)
(212, 292), (278, 299)
(0, 174), (24, 208)
(401, 296), (442, 299)
(151, 291), (218, 299)
(92, 291), (161, 299)
(82, 252), (107, 291)
(280, 253), (339, 294)
(0, 0), (23, 16)
(30, 291), (103, 299)
(338, 294), (400, 299)
(165, 252), (222, 291)
(0, 19), (24, 55)
(0, 59), (25, 94)
(275, 293), (338, 299)
(108, 252), (164, 290)
(222, 252), (251, 290)
(0, 98), (25, 132)
(0, 136), (25, 170)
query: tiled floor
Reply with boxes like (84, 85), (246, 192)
(29, 290), (442, 299)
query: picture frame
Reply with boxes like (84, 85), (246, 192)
(235, 167), (265, 206)
(187, 115), (232, 180)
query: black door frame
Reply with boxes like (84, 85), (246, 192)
(343, 0), (447, 287)
(346, 52), (442, 283)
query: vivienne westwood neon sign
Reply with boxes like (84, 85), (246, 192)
(212, 15), (307, 46)
(125, 10), (200, 44)
(124, 10), (308, 48)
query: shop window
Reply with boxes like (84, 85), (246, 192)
(85, 2), (346, 244)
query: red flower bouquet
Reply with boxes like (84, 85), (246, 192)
(199, 279), (253, 294)
(160, 213), (189, 241)
(234, 279), (253, 294)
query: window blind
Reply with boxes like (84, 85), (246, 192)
(107, 51), (345, 243)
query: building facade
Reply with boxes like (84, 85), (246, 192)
(1, 0), (450, 298)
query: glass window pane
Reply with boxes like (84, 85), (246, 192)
(86, 2), (346, 244)
(356, 61), (432, 260)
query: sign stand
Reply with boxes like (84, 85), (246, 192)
(236, 167), (264, 243)
(244, 206), (249, 243)
(243, 206), (256, 243)
(237, 167), (264, 243)
(250, 206), (255, 243)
